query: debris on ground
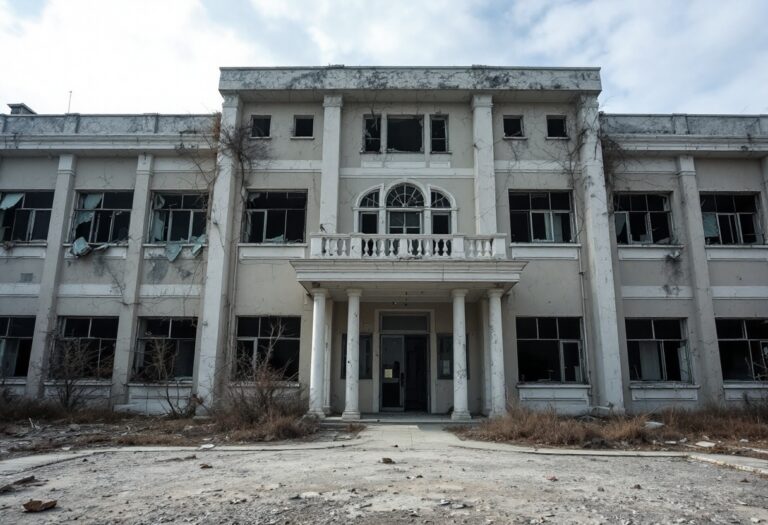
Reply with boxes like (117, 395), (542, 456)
(644, 421), (664, 429)
(381, 457), (395, 464)
(199, 444), (216, 450)
(22, 499), (57, 513)
(200, 463), (213, 469)
(0, 476), (44, 494)
(695, 441), (716, 448)
(546, 476), (559, 482)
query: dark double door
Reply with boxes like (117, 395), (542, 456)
(380, 335), (428, 411)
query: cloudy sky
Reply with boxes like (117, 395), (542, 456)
(2, 0), (767, 115)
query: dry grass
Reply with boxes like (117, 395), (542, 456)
(456, 405), (768, 449)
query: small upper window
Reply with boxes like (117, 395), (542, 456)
(503, 116), (524, 138)
(293, 116), (313, 138)
(546, 116), (568, 138)
(363, 115), (381, 153)
(250, 116), (271, 138)
(430, 115), (448, 153)
(387, 116), (423, 153)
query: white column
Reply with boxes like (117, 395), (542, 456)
(322, 298), (333, 415)
(677, 155), (723, 405)
(195, 94), (241, 408)
(576, 95), (625, 412)
(451, 289), (470, 421)
(308, 288), (328, 418)
(481, 298), (492, 415)
(111, 153), (153, 405)
(488, 289), (507, 417)
(342, 289), (362, 420)
(471, 94), (498, 234)
(26, 154), (77, 397)
(319, 95), (343, 233)
(760, 157), (768, 240)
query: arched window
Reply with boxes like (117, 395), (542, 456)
(355, 184), (455, 236)
(386, 184), (424, 208)
(386, 184), (424, 234)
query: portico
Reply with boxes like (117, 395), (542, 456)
(292, 258), (526, 420)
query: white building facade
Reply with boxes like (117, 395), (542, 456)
(0, 67), (767, 417)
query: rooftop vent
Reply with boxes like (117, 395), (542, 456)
(7, 103), (36, 115)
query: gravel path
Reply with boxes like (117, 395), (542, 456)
(0, 424), (766, 524)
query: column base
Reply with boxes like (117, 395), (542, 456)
(451, 410), (471, 421)
(488, 409), (507, 419)
(341, 410), (361, 421)
(323, 405), (332, 416)
(306, 409), (326, 419)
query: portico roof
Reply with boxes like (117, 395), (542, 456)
(290, 259), (527, 302)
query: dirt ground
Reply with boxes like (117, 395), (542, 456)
(0, 424), (767, 524)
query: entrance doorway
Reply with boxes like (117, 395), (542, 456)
(380, 334), (429, 412)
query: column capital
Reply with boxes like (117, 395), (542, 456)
(136, 152), (154, 174)
(323, 95), (343, 108)
(311, 287), (330, 298)
(346, 288), (362, 298)
(57, 153), (77, 173)
(487, 288), (505, 299)
(451, 288), (469, 299)
(471, 94), (493, 109)
(222, 94), (241, 109)
(676, 155), (696, 176)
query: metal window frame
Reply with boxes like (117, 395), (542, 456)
(0, 191), (54, 243)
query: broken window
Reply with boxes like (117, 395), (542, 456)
(387, 116), (423, 153)
(363, 115), (381, 153)
(0, 191), (54, 243)
(0, 316), (35, 378)
(716, 318), (768, 381)
(546, 116), (568, 138)
(509, 191), (573, 243)
(243, 191), (307, 243)
(52, 317), (118, 380)
(517, 317), (584, 383)
(133, 318), (197, 381)
(626, 318), (690, 382)
(503, 116), (524, 138)
(293, 116), (314, 138)
(437, 334), (470, 380)
(149, 193), (207, 244)
(701, 194), (762, 245)
(614, 193), (672, 244)
(250, 115), (271, 138)
(235, 316), (301, 380)
(72, 192), (132, 244)
(340, 333), (373, 380)
(430, 115), (448, 152)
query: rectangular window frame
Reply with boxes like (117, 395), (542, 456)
(0, 316), (35, 378)
(716, 318), (768, 382)
(430, 115), (448, 153)
(71, 191), (133, 244)
(508, 191), (574, 243)
(437, 334), (470, 380)
(54, 316), (118, 380)
(242, 190), (307, 244)
(613, 193), (673, 245)
(292, 115), (314, 139)
(133, 318), (197, 382)
(625, 318), (691, 382)
(250, 115), (271, 139)
(546, 115), (568, 138)
(386, 115), (424, 153)
(235, 316), (301, 381)
(340, 333), (373, 380)
(148, 193), (208, 244)
(502, 115), (525, 138)
(516, 317), (585, 384)
(701, 194), (763, 245)
(0, 191), (54, 243)
(362, 115), (382, 153)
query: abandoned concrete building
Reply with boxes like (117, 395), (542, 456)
(0, 66), (767, 418)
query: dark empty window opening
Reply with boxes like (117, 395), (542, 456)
(503, 116), (524, 138)
(293, 116), (314, 138)
(546, 116), (568, 138)
(363, 115), (381, 153)
(430, 115), (448, 152)
(72, 192), (133, 244)
(701, 193), (762, 245)
(626, 318), (690, 382)
(387, 116), (423, 153)
(134, 318), (197, 381)
(236, 316), (301, 380)
(341, 334), (373, 380)
(0, 191), (54, 243)
(716, 318), (768, 381)
(250, 116), (271, 138)
(150, 193), (208, 243)
(517, 317), (584, 383)
(614, 193), (672, 245)
(437, 334), (470, 379)
(53, 317), (118, 380)
(0, 316), (35, 378)
(509, 191), (573, 243)
(243, 191), (307, 243)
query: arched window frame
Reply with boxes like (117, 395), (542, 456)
(352, 182), (457, 235)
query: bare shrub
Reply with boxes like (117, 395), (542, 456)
(48, 337), (111, 411)
(133, 338), (196, 419)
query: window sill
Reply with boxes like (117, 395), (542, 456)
(238, 243), (307, 260)
(128, 381), (194, 387)
(509, 242), (580, 247)
(429, 151), (452, 155)
(0, 377), (26, 384)
(44, 379), (112, 387)
(385, 150), (425, 154)
(508, 243), (580, 261)
(502, 136), (527, 141)
(705, 245), (768, 261)
(249, 136), (271, 140)
(617, 245), (683, 261)
(0, 244), (47, 258)
(228, 381), (300, 388)
(629, 382), (698, 389)
(290, 136), (314, 140)
(723, 382), (768, 388)
(516, 383), (589, 388)
(63, 244), (128, 259)
(545, 136), (570, 140)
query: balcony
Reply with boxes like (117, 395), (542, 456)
(309, 233), (507, 260)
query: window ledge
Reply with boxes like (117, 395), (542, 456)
(618, 244), (683, 249)
(508, 243), (581, 261)
(429, 151), (452, 155)
(0, 378), (27, 384)
(723, 382), (768, 389)
(290, 136), (314, 140)
(228, 381), (300, 388)
(127, 381), (194, 387)
(509, 242), (580, 248)
(705, 245), (768, 261)
(0, 245), (47, 258)
(516, 383), (589, 388)
(629, 382), (699, 389)
(249, 136), (271, 140)
(385, 150), (425, 154)
(502, 136), (527, 141)
(238, 243), (307, 260)
(43, 379), (112, 387)
(545, 136), (570, 140)
(143, 243), (208, 248)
